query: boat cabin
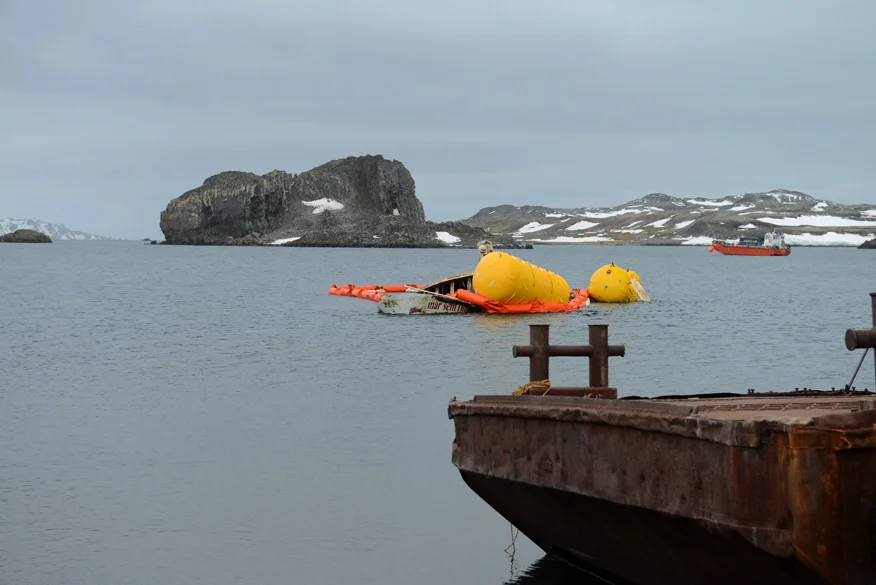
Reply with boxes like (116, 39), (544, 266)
(716, 231), (788, 249)
(763, 231), (788, 249)
(421, 273), (474, 296)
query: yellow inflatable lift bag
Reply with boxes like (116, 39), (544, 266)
(472, 251), (571, 304)
(587, 263), (646, 303)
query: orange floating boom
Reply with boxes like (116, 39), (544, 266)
(328, 284), (422, 302)
(328, 283), (590, 313)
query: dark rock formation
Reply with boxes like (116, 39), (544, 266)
(160, 170), (296, 244)
(159, 154), (520, 248)
(0, 229), (52, 243)
(860, 238), (876, 249)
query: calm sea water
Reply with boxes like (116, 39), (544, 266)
(2, 241), (875, 585)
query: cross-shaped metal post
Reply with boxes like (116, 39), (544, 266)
(512, 323), (625, 398)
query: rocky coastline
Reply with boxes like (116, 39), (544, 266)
(460, 191), (876, 247)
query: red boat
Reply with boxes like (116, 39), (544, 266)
(709, 231), (790, 256)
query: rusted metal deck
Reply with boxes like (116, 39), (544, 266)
(660, 394), (875, 422)
(449, 292), (876, 585)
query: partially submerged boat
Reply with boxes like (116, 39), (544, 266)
(709, 231), (791, 256)
(328, 248), (647, 315)
(328, 272), (591, 315)
(376, 273), (482, 315)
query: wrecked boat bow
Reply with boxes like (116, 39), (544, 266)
(378, 273), (480, 315)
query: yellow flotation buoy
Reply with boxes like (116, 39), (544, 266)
(588, 263), (649, 303)
(472, 251), (571, 304)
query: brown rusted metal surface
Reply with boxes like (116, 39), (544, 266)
(626, 387), (874, 400)
(531, 387), (618, 399)
(449, 394), (876, 584)
(512, 323), (624, 397)
(449, 292), (876, 585)
(457, 470), (833, 585)
(449, 394), (876, 449)
(846, 328), (876, 351)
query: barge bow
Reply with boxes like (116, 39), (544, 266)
(449, 293), (876, 585)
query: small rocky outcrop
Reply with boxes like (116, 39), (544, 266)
(1, 218), (108, 240)
(860, 238), (876, 249)
(0, 229), (52, 243)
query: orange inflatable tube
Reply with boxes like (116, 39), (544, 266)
(329, 284), (590, 313)
(329, 284), (421, 302)
(452, 288), (590, 313)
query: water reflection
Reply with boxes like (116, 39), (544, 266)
(504, 554), (624, 584)
(469, 311), (571, 332)
(466, 301), (648, 336)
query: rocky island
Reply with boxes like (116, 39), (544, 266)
(0, 229), (52, 243)
(860, 238), (876, 249)
(159, 155), (520, 248)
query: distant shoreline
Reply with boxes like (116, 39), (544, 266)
(140, 240), (869, 249)
(9, 239), (867, 248)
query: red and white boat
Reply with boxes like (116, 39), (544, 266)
(709, 231), (791, 256)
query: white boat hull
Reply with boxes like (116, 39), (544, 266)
(377, 292), (478, 315)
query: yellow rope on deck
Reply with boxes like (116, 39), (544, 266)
(512, 379), (551, 396)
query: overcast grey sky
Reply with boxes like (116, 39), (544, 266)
(2, 0), (874, 239)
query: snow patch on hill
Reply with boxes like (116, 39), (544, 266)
(566, 220), (600, 231)
(784, 232), (875, 246)
(516, 222), (555, 234)
(760, 215), (876, 227)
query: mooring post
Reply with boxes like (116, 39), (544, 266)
(588, 324), (627, 388)
(512, 324), (551, 381)
(844, 293), (876, 390)
(845, 293), (876, 352)
(512, 323), (625, 398)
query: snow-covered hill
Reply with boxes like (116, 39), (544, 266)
(460, 190), (876, 246)
(0, 218), (112, 241)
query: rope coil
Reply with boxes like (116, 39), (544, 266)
(512, 379), (551, 396)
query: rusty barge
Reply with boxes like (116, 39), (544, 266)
(449, 293), (876, 585)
